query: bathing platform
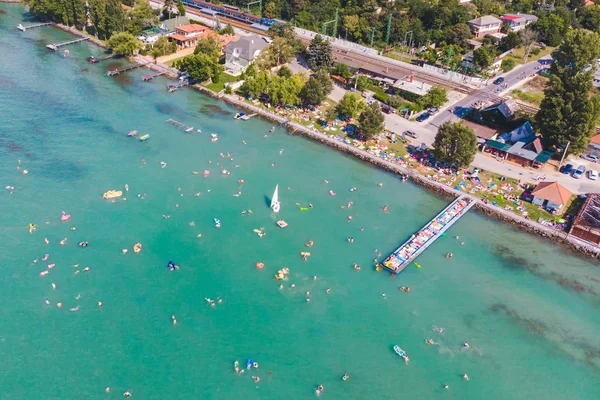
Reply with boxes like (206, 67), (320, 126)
(380, 195), (475, 275)
(17, 22), (53, 31)
(142, 72), (165, 81)
(46, 37), (89, 51)
(107, 63), (148, 76)
(166, 119), (196, 132)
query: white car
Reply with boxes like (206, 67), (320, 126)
(588, 170), (598, 180)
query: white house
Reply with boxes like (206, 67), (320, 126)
(467, 15), (503, 38)
(501, 14), (538, 32)
(531, 181), (573, 211)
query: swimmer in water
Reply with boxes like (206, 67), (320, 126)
(383, 205), (388, 212)
(253, 376), (260, 383)
(124, 391), (132, 397)
(342, 373), (349, 381)
(60, 238), (67, 246)
(326, 288), (331, 294)
(426, 338), (434, 345)
(444, 384), (449, 389)
(353, 263), (361, 271)
(463, 342), (470, 349)
(463, 374), (469, 381)
(172, 315), (177, 325)
(98, 301), (103, 307)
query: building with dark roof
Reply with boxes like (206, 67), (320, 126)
(570, 194), (600, 245)
(224, 34), (270, 74)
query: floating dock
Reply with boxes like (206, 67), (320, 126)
(46, 37), (89, 51)
(106, 63), (148, 76)
(87, 54), (114, 64)
(142, 72), (165, 81)
(18, 22), (53, 31)
(166, 118), (195, 132)
(234, 112), (257, 121)
(380, 195), (475, 275)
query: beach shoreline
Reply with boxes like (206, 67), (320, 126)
(40, 23), (600, 259)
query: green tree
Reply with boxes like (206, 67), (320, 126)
(108, 32), (142, 56)
(267, 74), (306, 105)
(300, 69), (333, 105)
(240, 70), (270, 98)
(162, 0), (174, 19)
(175, 53), (223, 82)
(258, 36), (293, 68)
(264, 1), (277, 17)
(533, 13), (568, 47)
(194, 34), (221, 59)
(177, 0), (186, 16)
(127, 0), (157, 36)
(444, 23), (472, 49)
(219, 24), (235, 36)
(150, 36), (177, 60)
(337, 92), (366, 120)
(331, 63), (352, 79)
(499, 31), (522, 52)
(473, 45), (496, 70)
(277, 65), (293, 78)
(419, 86), (448, 108)
(358, 102), (385, 138)
(307, 34), (333, 70)
(501, 58), (516, 72)
(579, 5), (600, 33)
(325, 105), (339, 122)
(433, 121), (478, 168)
(536, 29), (600, 154)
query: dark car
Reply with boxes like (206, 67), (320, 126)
(561, 164), (573, 174)
(416, 112), (430, 122)
(493, 77), (505, 85)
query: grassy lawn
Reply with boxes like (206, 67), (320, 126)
(203, 72), (239, 92)
(505, 45), (555, 65)
(509, 75), (548, 107)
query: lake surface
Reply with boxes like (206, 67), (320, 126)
(1, 4), (600, 399)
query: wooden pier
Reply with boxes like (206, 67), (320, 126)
(106, 63), (148, 76)
(46, 37), (89, 51)
(142, 72), (165, 81)
(87, 54), (114, 64)
(380, 195), (475, 275)
(18, 22), (53, 31)
(166, 119), (196, 132)
(167, 81), (189, 93)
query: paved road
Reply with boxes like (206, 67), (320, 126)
(427, 59), (545, 129)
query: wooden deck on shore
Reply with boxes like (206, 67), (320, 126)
(380, 195), (475, 275)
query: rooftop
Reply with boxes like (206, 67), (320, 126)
(573, 193), (600, 231)
(224, 34), (270, 61)
(176, 24), (208, 34)
(393, 79), (432, 96)
(461, 120), (497, 140)
(531, 181), (573, 205)
(468, 15), (503, 26)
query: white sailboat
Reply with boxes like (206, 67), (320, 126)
(271, 184), (281, 213)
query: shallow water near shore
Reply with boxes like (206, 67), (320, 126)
(2, 4), (600, 399)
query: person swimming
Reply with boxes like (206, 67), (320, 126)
(463, 373), (469, 381)
(342, 373), (349, 381)
(463, 342), (470, 349)
(426, 338), (434, 345)
(78, 241), (88, 247)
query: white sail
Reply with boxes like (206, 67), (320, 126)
(271, 184), (280, 213)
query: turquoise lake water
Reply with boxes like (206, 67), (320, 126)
(2, 4), (600, 399)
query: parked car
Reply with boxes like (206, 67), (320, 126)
(416, 113), (430, 122)
(493, 77), (505, 85)
(560, 164), (573, 174)
(588, 170), (599, 180)
(572, 164), (586, 179)
(581, 154), (599, 163)
(428, 107), (439, 115)
(403, 130), (418, 138)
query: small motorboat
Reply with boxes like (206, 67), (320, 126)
(214, 218), (221, 228)
(139, 134), (150, 141)
(128, 130), (138, 137)
(393, 345), (405, 357)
